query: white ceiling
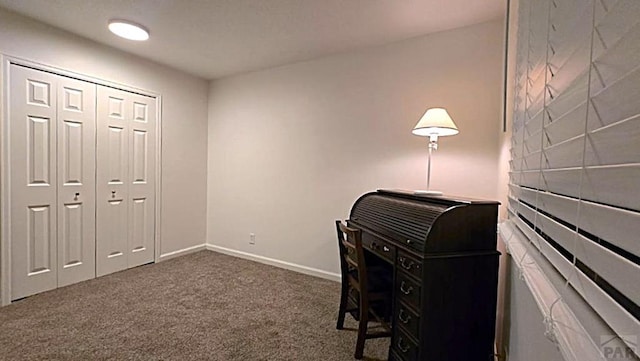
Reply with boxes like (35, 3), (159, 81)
(0, 0), (505, 80)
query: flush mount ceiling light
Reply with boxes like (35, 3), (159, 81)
(108, 20), (149, 41)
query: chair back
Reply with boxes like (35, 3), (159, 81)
(335, 221), (368, 292)
(335, 220), (392, 359)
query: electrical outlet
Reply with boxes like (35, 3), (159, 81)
(249, 233), (256, 245)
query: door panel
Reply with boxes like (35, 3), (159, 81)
(130, 198), (148, 253)
(132, 130), (147, 183)
(107, 126), (126, 183)
(60, 203), (82, 267)
(96, 87), (130, 277)
(108, 95), (125, 119)
(27, 79), (51, 107)
(128, 93), (156, 268)
(27, 116), (52, 184)
(27, 205), (52, 274)
(61, 121), (82, 183)
(56, 77), (96, 287)
(106, 199), (128, 258)
(10, 65), (58, 300)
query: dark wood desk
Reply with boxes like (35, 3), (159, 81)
(347, 190), (500, 361)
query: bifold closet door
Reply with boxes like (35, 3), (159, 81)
(10, 65), (96, 300)
(96, 86), (156, 277)
(56, 71), (97, 288)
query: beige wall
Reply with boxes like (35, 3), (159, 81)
(0, 8), (209, 257)
(207, 19), (506, 275)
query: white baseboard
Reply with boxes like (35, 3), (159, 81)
(159, 244), (207, 261)
(206, 244), (341, 282)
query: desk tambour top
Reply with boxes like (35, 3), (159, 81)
(348, 190), (500, 361)
(350, 189), (499, 255)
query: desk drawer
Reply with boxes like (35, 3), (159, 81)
(362, 233), (396, 263)
(397, 250), (422, 279)
(394, 301), (420, 341)
(396, 272), (421, 310)
(391, 327), (419, 361)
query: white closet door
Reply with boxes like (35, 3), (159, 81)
(10, 65), (59, 299)
(96, 86), (130, 276)
(56, 77), (96, 287)
(9, 65), (98, 299)
(127, 93), (156, 268)
(96, 86), (155, 276)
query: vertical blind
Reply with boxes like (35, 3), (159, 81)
(505, 0), (640, 359)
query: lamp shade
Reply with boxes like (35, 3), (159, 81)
(412, 108), (459, 137)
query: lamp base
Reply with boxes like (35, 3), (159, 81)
(413, 190), (443, 196)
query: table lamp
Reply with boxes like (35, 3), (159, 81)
(412, 107), (459, 195)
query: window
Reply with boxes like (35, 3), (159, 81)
(503, 0), (640, 360)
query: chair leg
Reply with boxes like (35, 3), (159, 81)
(336, 282), (349, 330)
(354, 306), (368, 359)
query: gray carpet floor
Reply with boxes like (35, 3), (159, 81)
(0, 251), (389, 360)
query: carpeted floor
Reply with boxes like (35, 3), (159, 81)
(0, 251), (389, 360)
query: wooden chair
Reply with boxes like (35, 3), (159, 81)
(335, 220), (392, 359)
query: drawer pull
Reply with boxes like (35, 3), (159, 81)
(371, 242), (378, 250)
(400, 281), (413, 295)
(382, 245), (390, 252)
(398, 309), (411, 324)
(397, 337), (410, 353)
(405, 239), (413, 245)
(399, 257), (414, 270)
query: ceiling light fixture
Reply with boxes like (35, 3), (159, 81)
(108, 20), (149, 41)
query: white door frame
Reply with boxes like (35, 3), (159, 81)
(0, 55), (163, 306)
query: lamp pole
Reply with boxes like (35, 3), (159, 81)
(427, 134), (438, 191)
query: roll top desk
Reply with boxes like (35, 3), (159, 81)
(347, 190), (500, 361)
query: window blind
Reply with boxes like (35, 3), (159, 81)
(505, 0), (640, 359)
